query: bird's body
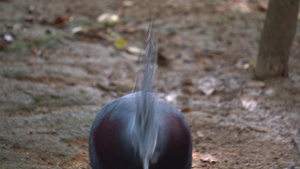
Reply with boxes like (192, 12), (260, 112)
(89, 92), (192, 169)
(89, 25), (192, 169)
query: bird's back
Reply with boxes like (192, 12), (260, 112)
(89, 94), (141, 169)
(89, 93), (192, 169)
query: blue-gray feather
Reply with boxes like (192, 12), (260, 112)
(134, 23), (159, 169)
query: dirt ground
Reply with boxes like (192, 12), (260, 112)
(0, 0), (300, 168)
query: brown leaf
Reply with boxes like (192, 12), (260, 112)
(72, 26), (105, 40)
(121, 23), (138, 33)
(0, 39), (9, 49)
(157, 49), (171, 66)
(170, 59), (183, 67)
(181, 107), (192, 113)
(257, 2), (268, 12)
(246, 81), (265, 88)
(182, 86), (197, 95)
(182, 78), (195, 86)
(30, 49), (38, 55)
(54, 15), (72, 28)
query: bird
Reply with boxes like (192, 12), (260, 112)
(89, 24), (192, 169)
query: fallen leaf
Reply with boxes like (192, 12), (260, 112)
(121, 51), (139, 61)
(246, 81), (265, 88)
(196, 131), (204, 138)
(243, 61), (253, 69)
(122, 1), (134, 7)
(0, 39), (9, 49)
(127, 46), (145, 55)
(198, 77), (219, 96)
(110, 79), (134, 91)
(169, 59), (183, 67)
(197, 58), (214, 71)
(114, 37), (127, 49)
(199, 154), (218, 163)
(235, 60), (253, 69)
(181, 107), (192, 113)
(259, 23), (264, 31)
(97, 13), (119, 26)
(240, 97), (257, 111)
(157, 49), (171, 66)
(72, 26), (84, 34)
(3, 33), (14, 42)
(257, 2), (268, 12)
(182, 86), (197, 95)
(72, 26), (105, 40)
(182, 78), (195, 86)
(264, 88), (275, 95)
(96, 82), (121, 92)
(54, 14), (72, 28)
(121, 22), (138, 33)
(231, 0), (251, 13)
(30, 49), (42, 56)
(30, 49), (38, 55)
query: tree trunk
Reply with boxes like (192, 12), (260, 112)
(255, 0), (299, 79)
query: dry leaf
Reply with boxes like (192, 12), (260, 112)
(240, 97), (257, 111)
(257, 2), (268, 12)
(114, 37), (127, 49)
(200, 154), (218, 163)
(181, 107), (192, 113)
(246, 81), (265, 88)
(157, 50), (171, 66)
(127, 46), (145, 55)
(30, 49), (38, 55)
(72, 26), (105, 40)
(182, 86), (197, 95)
(54, 14), (72, 28)
(122, 1), (134, 7)
(198, 77), (219, 96)
(3, 33), (14, 42)
(182, 78), (195, 86)
(97, 13), (119, 26)
(243, 61), (253, 69)
(196, 131), (204, 138)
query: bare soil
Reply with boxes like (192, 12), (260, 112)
(0, 0), (300, 168)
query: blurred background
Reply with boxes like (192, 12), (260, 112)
(0, 0), (300, 168)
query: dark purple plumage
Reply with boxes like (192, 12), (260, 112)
(89, 25), (192, 169)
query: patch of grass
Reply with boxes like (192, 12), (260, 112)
(3, 70), (29, 81)
(70, 18), (96, 27)
(5, 34), (61, 53)
(35, 34), (61, 49)
(31, 94), (46, 103)
(6, 40), (35, 51)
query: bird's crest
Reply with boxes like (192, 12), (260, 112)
(134, 21), (159, 169)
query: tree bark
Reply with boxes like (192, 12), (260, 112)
(255, 0), (299, 79)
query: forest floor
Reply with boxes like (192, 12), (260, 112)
(0, 0), (300, 168)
